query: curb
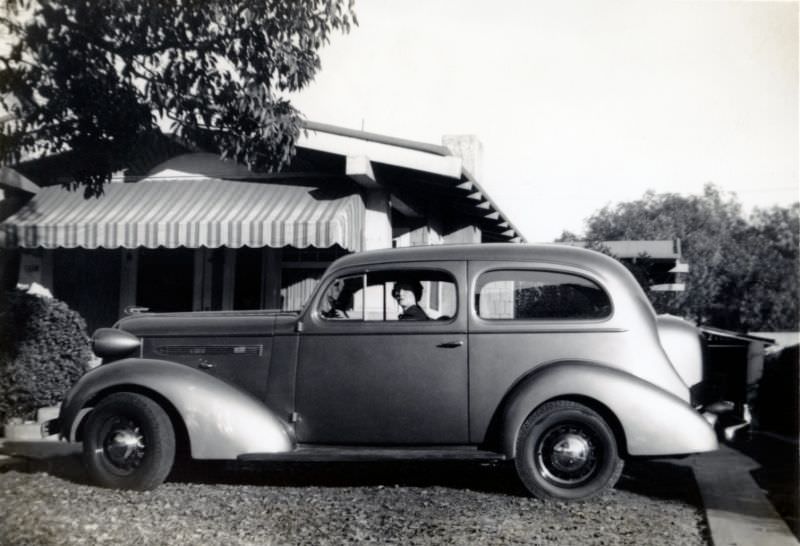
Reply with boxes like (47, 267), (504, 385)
(690, 444), (799, 546)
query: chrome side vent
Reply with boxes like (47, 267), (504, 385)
(155, 345), (263, 357)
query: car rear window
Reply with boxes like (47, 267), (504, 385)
(475, 270), (611, 320)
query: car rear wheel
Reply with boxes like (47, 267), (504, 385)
(82, 392), (175, 490)
(515, 400), (623, 501)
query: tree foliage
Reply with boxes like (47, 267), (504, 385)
(0, 0), (356, 195)
(737, 204), (800, 330)
(559, 184), (799, 331)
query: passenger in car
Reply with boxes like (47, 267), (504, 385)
(392, 280), (429, 320)
(321, 278), (353, 318)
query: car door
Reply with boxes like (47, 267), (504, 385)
(467, 260), (617, 443)
(295, 261), (469, 445)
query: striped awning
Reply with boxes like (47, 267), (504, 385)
(0, 179), (365, 251)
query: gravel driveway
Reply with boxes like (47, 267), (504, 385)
(1, 456), (708, 545)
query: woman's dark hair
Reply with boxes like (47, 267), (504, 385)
(334, 289), (354, 310)
(393, 280), (423, 301)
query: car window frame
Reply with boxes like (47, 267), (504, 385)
(303, 261), (467, 334)
(470, 265), (615, 326)
(316, 267), (459, 324)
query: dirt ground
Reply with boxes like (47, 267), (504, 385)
(0, 455), (709, 545)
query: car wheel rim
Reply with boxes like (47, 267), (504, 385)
(100, 417), (146, 473)
(535, 423), (599, 487)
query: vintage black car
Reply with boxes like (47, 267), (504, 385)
(54, 244), (717, 500)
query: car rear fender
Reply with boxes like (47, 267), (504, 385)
(500, 361), (717, 458)
(60, 358), (294, 459)
(656, 314), (704, 388)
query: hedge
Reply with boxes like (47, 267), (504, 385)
(753, 345), (799, 437)
(0, 288), (91, 424)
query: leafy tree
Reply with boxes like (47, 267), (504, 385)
(737, 204), (800, 331)
(559, 184), (799, 331)
(0, 0), (356, 195)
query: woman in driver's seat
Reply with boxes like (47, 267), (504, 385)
(392, 281), (429, 320)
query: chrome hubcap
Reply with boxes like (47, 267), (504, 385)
(536, 424), (599, 486)
(103, 419), (145, 471)
(551, 434), (591, 472)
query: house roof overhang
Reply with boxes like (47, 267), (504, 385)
(298, 121), (524, 243)
(1, 120), (525, 244)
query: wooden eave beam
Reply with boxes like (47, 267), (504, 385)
(384, 178), (479, 202)
(345, 155), (380, 189)
(0, 166), (40, 194)
(300, 130), (463, 179)
(390, 194), (424, 219)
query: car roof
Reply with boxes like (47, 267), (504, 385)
(330, 243), (622, 275)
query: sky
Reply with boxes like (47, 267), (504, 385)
(292, 0), (799, 242)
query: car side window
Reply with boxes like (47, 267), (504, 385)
(319, 269), (457, 322)
(475, 270), (611, 320)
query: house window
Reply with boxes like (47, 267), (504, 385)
(233, 248), (263, 310)
(137, 248), (194, 312)
(53, 249), (121, 332)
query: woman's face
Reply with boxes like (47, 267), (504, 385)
(392, 283), (417, 309)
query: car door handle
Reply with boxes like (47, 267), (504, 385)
(437, 341), (464, 348)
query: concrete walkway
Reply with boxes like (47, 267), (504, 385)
(690, 444), (798, 546)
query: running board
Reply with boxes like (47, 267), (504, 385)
(238, 446), (507, 462)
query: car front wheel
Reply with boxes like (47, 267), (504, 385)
(515, 400), (623, 501)
(82, 392), (176, 490)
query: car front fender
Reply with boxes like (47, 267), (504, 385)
(501, 361), (718, 458)
(60, 359), (294, 459)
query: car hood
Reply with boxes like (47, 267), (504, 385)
(115, 309), (300, 337)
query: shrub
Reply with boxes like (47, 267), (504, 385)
(753, 345), (799, 437)
(0, 288), (91, 423)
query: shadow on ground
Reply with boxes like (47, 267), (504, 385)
(0, 453), (88, 484)
(170, 459), (530, 496)
(172, 457), (702, 505)
(734, 432), (799, 540)
(1, 440), (702, 507)
(616, 458), (703, 507)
